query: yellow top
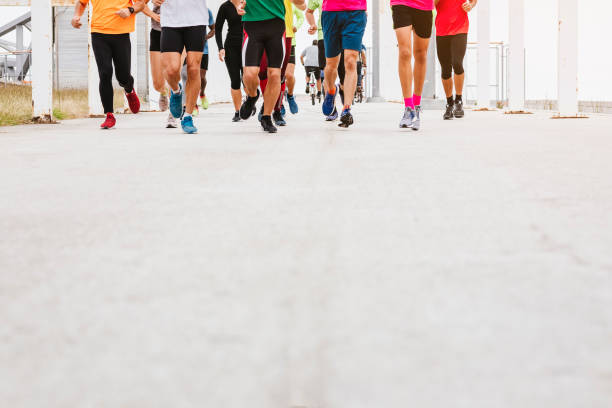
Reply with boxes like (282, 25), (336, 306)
(80, 0), (135, 34)
(284, 0), (294, 38)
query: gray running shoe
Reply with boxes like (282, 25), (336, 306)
(412, 106), (422, 131)
(399, 106), (415, 128)
(159, 93), (169, 112)
(166, 112), (178, 128)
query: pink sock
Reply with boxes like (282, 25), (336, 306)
(404, 97), (414, 109)
(413, 95), (421, 106)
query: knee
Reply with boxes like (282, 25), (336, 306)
(267, 70), (281, 82)
(243, 70), (258, 83)
(99, 69), (113, 83)
(441, 65), (452, 80)
(399, 47), (412, 62)
(414, 48), (427, 64)
(165, 63), (180, 78)
(187, 65), (200, 79)
(286, 71), (294, 81)
(344, 56), (357, 71)
(452, 60), (465, 76)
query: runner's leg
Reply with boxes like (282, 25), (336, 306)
(91, 33), (115, 114)
(185, 51), (203, 114)
(341, 49), (358, 109)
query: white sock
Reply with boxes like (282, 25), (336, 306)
(183, 113), (192, 119)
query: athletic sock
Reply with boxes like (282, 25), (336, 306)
(413, 94), (421, 106)
(404, 97), (414, 109)
(447, 96), (454, 105)
(455, 94), (463, 102)
(183, 113), (192, 120)
(343, 105), (350, 111)
(328, 87), (336, 95)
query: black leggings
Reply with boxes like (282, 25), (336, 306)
(91, 33), (134, 113)
(436, 33), (467, 80)
(224, 40), (243, 90)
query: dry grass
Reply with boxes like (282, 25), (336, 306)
(0, 83), (125, 126)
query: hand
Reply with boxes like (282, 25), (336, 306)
(153, 0), (165, 5)
(293, 27), (297, 33)
(308, 24), (317, 35)
(236, 0), (246, 15)
(219, 49), (225, 62)
(151, 13), (161, 23)
(115, 8), (132, 18)
(462, 1), (473, 12)
(71, 15), (82, 29)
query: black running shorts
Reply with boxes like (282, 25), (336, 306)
(201, 54), (209, 70)
(161, 25), (206, 53)
(150, 29), (161, 52)
(305, 66), (321, 80)
(317, 39), (326, 70)
(391, 5), (433, 39)
(242, 18), (286, 68)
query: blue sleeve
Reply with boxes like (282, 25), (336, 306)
(209, 9), (215, 26)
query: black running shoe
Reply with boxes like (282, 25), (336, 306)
(260, 115), (278, 133)
(273, 110), (286, 126)
(443, 104), (454, 120)
(240, 90), (260, 120)
(453, 100), (465, 118)
(305, 86), (310, 94)
(232, 111), (240, 122)
(338, 109), (354, 128)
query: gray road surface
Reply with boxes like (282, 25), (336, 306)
(1, 101), (612, 408)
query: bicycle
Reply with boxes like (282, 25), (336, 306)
(354, 67), (366, 104)
(308, 71), (322, 105)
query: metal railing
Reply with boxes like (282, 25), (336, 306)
(1, 50), (32, 85)
(463, 42), (509, 105)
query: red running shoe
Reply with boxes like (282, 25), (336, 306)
(125, 89), (140, 114)
(100, 113), (116, 129)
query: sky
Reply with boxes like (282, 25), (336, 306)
(1, 1), (610, 101)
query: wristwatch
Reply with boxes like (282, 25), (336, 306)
(128, 6), (135, 14)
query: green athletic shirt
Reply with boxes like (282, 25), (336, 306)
(243, 0), (285, 22)
(307, 0), (323, 40)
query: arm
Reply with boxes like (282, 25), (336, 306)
(306, 9), (317, 35)
(294, 8), (304, 32)
(435, 0), (440, 5)
(300, 49), (306, 65)
(462, 0), (477, 12)
(291, 0), (306, 10)
(116, 0), (146, 18)
(71, 0), (86, 29)
(215, 5), (226, 51)
(206, 24), (216, 41)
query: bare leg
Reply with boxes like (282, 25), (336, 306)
(242, 66), (260, 98)
(286, 63), (296, 94)
(162, 52), (182, 91)
(412, 33), (431, 98)
(341, 50), (359, 109)
(264, 68), (281, 115)
(324, 55), (341, 94)
(442, 78), (453, 98)
(316, 78), (322, 92)
(395, 26), (413, 99)
(454, 72), (465, 96)
(231, 88), (242, 111)
(184, 51), (203, 114)
(200, 69), (207, 97)
(149, 51), (166, 93)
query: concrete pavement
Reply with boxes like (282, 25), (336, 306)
(1, 100), (612, 407)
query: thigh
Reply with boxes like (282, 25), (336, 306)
(149, 29), (161, 52)
(262, 19), (287, 69)
(394, 24), (413, 52)
(436, 35), (452, 64)
(243, 21), (265, 67)
(91, 34), (113, 73)
(392, 5), (413, 30)
(150, 51), (162, 75)
(161, 27), (184, 53)
(341, 11), (367, 52)
(451, 33), (468, 62)
(183, 26), (206, 52)
(412, 8), (433, 39)
(322, 12), (342, 58)
(110, 34), (131, 72)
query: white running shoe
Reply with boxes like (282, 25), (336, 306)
(166, 113), (178, 128)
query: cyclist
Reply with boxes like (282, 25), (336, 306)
(301, 40), (321, 97)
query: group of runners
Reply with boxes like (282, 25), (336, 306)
(71, 0), (477, 133)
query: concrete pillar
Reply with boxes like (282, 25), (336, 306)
(15, 24), (24, 73)
(31, 0), (53, 120)
(557, 0), (578, 116)
(368, 0), (383, 101)
(88, 6), (104, 116)
(477, 0), (490, 108)
(423, 25), (436, 99)
(508, 0), (525, 111)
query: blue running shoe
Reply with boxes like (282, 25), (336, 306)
(169, 83), (183, 118)
(322, 86), (337, 116)
(181, 115), (198, 134)
(287, 94), (298, 114)
(280, 104), (286, 116)
(325, 107), (338, 121)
